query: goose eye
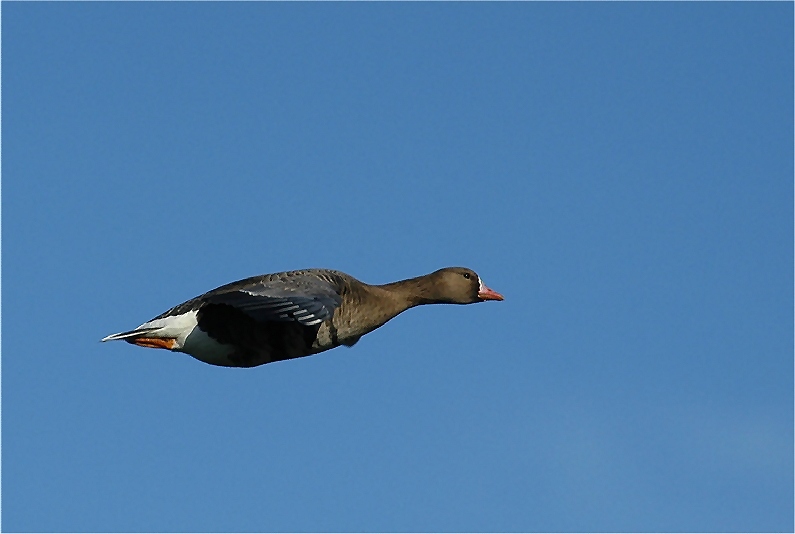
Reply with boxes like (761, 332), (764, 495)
(463, 273), (471, 279)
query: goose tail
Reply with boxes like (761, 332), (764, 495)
(101, 327), (161, 342)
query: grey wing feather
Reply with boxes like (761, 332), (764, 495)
(204, 273), (343, 326)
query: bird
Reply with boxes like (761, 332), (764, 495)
(102, 267), (504, 368)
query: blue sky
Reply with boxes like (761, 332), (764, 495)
(2, 3), (792, 532)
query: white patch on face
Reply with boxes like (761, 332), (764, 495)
(478, 277), (486, 293)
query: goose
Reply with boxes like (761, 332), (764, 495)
(102, 267), (503, 367)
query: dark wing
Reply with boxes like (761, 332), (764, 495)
(203, 272), (343, 326)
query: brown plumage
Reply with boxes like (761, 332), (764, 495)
(102, 267), (504, 368)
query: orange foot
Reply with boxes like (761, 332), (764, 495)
(131, 337), (176, 350)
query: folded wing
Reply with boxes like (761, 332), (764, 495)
(203, 272), (343, 327)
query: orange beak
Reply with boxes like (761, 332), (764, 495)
(478, 282), (504, 301)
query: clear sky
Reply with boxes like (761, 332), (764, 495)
(2, 3), (792, 532)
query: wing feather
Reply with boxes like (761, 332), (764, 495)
(203, 273), (343, 326)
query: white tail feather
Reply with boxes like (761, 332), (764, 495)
(101, 327), (160, 342)
(101, 311), (200, 344)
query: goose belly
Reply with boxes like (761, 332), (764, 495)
(181, 327), (237, 366)
(313, 319), (368, 351)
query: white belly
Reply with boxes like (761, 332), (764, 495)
(137, 310), (236, 366)
(181, 327), (237, 366)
